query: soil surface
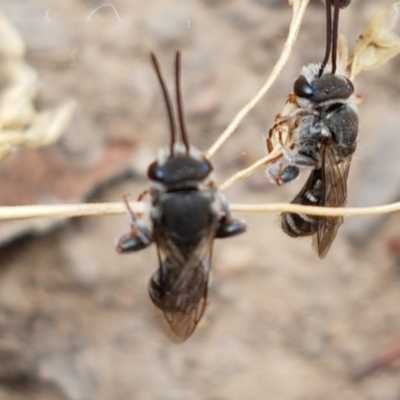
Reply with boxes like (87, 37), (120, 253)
(1, 1), (400, 399)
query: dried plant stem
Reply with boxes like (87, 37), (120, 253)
(219, 146), (282, 191)
(0, 202), (145, 220)
(1, 200), (400, 221)
(232, 202), (400, 217)
(205, 0), (310, 158)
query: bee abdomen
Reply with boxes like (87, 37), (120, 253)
(281, 212), (318, 238)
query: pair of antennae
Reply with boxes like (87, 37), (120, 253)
(319, 0), (351, 77)
(150, 51), (190, 155)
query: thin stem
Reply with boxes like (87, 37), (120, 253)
(1, 200), (400, 221)
(219, 146), (282, 191)
(231, 202), (400, 217)
(205, 0), (310, 158)
(0, 202), (145, 220)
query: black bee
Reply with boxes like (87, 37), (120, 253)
(281, 63), (358, 173)
(267, 0), (357, 257)
(266, 0), (355, 186)
(117, 52), (246, 342)
(276, 62), (358, 258)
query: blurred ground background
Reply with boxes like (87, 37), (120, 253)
(1, 0), (400, 399)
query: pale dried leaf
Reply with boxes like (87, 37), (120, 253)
(0, 10), (25, 58)
(0, 96), (36, 130)
(0, 131), (25, 146)
(25, 101), (77, 147)
(0, 130), (25, 160)
(4, 62), (38, 89)
(2, 65), (38, 105)
(351, 2), (400, 78)
(0, 143), (16, 161)
(0, 62), (38, 129)
(0, 11), (75, 159)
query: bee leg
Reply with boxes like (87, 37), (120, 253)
(267, 162), (300, 185)
(280, 165), (300, 183)
(117, 230), (152, 253)
(266, 161), (284, 184)
(282, 145), (319, 168)
(216, 217), (246, 238)
(116, 195), (153, 253)
(216, 193), (246, 238)
(137, 189), (150, 202)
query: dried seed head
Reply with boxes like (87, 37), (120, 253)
(350, 2), (400, 79)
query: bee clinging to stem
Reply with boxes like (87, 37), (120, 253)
(267, 0), (357, 258)
(117, 51), (246, 342)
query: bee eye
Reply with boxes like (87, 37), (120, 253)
(294, 75), (314, 99)
(148, 161), (164, 181)
(345, 77), (354, 93)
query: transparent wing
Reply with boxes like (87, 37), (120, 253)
(312, 149), (351, 258)
(150, 230), (215, 342)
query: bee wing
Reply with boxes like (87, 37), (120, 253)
(153, 231), (215, 342)
(313, 149), (352, 258)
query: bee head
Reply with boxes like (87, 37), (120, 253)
(294, 70), (354, 104)
(148, 52), (213, 186)
(148, 150), (213, 184)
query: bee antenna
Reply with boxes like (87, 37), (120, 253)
(175, 51), (190, 154)
(319, 0), (348, 76)
(331, 0), (341, 75)
(318, 0), (332, 77)
(150, 52), (177, 156)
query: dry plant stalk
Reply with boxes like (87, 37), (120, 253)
(1, 200), (400, 221)
(1, 1), (400, 224)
